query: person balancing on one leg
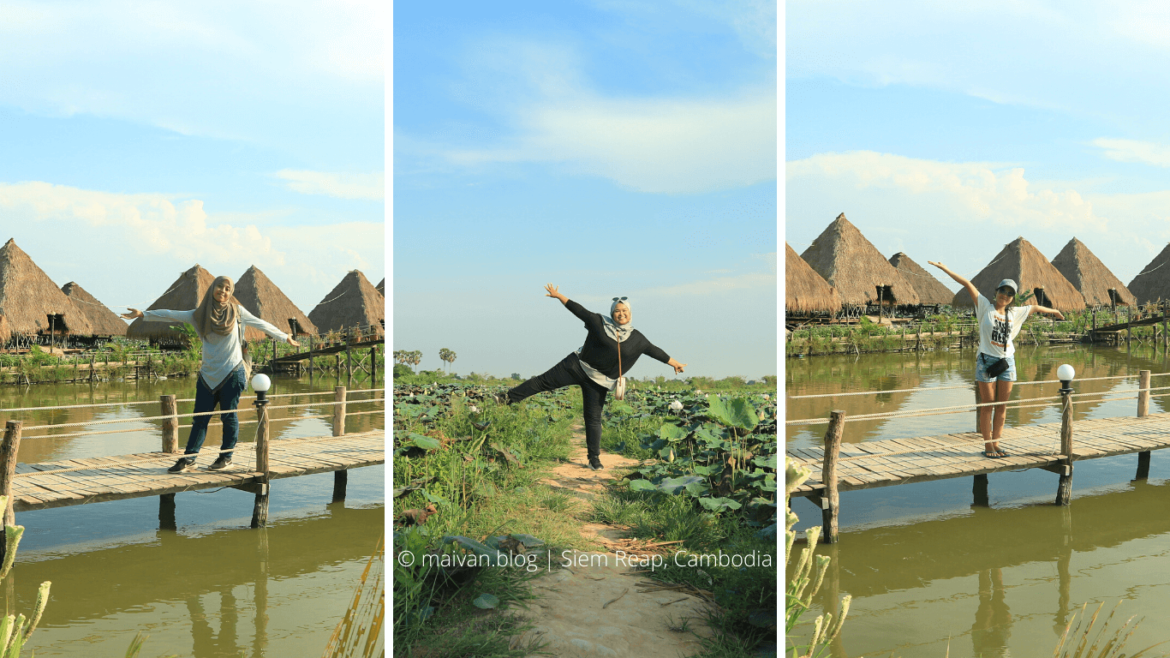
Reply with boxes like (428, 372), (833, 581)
(498, 284), (687, 470)
(122, 276), (301, 473)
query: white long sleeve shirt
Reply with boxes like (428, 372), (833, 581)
(143, 306), (289, 390)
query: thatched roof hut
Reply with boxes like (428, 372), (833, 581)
(1050, 238), (1136, 307)
(61, 282), (129, 336)
(800, 214), (921, 306)
(308, 270), (385, 335)
(888, 252), (955, 305)
(951, 237), (1085, 312)
(126, 264), (266, 343)
(785, 243), (840, 314)
(0, 315), (10, 347)
(1127, 243), (1170, 306)
(0, 239), (95, 336)
(376, 278), (385, 296)
(234, 266), (317, 336)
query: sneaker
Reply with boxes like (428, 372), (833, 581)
(208, 455), (233, 471)
(168, 457), (196, 473)
(588, 457), (604, 470)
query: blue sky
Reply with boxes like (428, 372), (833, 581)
(786, 2), (1170, 290)
(394, 0), (777, 379)
(0, 1), (384, 315)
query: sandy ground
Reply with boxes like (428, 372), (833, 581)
(510, 424), (717, 658)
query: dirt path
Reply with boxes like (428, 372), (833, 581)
(511, 424), (716, 658)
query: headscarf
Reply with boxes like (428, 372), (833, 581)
(603, 298), (634, 343)
(193, 276), (238, 339)
(575, 298), (634, 390)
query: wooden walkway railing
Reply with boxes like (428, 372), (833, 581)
(0, 385), (385, 548)
(788, 370), (1170, 544)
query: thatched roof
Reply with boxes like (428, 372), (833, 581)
(951, 237), (1086, 312)
(61, 282), (128, 336)
(0, 239), (95, 335)
(234, 266), (317, 336)
(376, 278), (385, 296)
(0, 315), (9, 347)
(785, 243), (840, 314)
(1050, 238), (1136, 307)
(888, 252), (955, 305)
(308, 270), (385, 334)
(799, 214), (920, 306)
(1127, 243), (1170, 306)
(126, 264), (266, 342)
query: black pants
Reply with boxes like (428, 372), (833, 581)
(507, 353), (609, 460)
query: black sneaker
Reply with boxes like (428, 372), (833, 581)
(208, 455), (232, 471)
(168, 457), (196, 474)
(588, 457), (604, 470)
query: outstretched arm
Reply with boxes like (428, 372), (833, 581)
(928, 261), (978, 307)
(1029, 305), (1065, 321)
(545, 283), (569, 306)
(666, 357), (686, 375)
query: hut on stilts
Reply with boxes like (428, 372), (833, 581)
(126, 264), (265, 348)
(951, 237), (1085, 312)
(1050, 238), (1136, 309)
(234, 266), (317, 337)
(889, 252), (955, 308)
(800, 213), (920, 317)
(308, 270), (385, 339)
(1127, 243), (1170, 306)
(62, 282), (129, 339)
(0, 239), (95, 350)
(785, 243), (840, 322)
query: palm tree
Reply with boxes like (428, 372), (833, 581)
(438, 348), (456, 373)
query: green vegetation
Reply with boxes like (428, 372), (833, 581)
(393, 381), (777, 656)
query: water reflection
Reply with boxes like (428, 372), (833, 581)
(970, 568), (1010, 658)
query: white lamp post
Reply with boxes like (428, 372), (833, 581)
(251, 373), (272, 405)
(1057, 364), (1075, 394)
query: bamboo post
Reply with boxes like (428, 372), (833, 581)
(346, 339), (353, 381)
(308, 335), (314, 380)
(1127, 305), (1131, 349)
(1056, 389), (1074, 506)
(333, 386), (348, 502)
(370, 346), (377, 386)
(1137, 370), (1151, 479)
(251, 397), (271, 529)
(820, 410), (845, 543)
(160, 394), (179, 453)
(0, 421), (22, 528)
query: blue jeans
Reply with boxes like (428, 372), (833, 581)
(184, 366), (247, 459)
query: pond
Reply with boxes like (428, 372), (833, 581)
(787, 344), (1170, 658)
(0, 373), (384, 657)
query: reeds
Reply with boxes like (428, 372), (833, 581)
(324, 539), (385, 658)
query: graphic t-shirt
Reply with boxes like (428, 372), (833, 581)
(976, 294), (1033, 358)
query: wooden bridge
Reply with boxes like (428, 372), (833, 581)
(787, 370), (1170, 543)
(0, 386), (385, 535)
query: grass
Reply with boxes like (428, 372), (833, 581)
(393, 383), (776, 657)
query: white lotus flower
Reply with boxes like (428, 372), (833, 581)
(469, 405), (479, 413)
(696, 389), (703, 395)
(763, 394), (770, 400)
(670, 400), (684, 411)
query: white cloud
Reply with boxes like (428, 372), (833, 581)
(0, 181), (384, 312)
(786, 150), (1170, 285)
(643, 272), (775, 296)
(275, 170), (384, 200)
(0, 181), (282, 264)
(0, 0), (382, 148)
(788, 151), (1106, 232)
(447, 89), (776, 194)
(1092, 138), (1170, 167)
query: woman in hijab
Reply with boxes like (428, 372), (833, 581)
(499, 284), (686, 470)
(122, 276), (301, 473)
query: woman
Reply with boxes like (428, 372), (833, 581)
(122, 276), (301, 473)
(929, 263), (1064, 458)
(500, 284), (687, 470)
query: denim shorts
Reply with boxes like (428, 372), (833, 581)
(975, 352), (1016, 383)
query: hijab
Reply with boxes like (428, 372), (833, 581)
(193, 276), (238, 339)
(603, 298), (634, 343)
